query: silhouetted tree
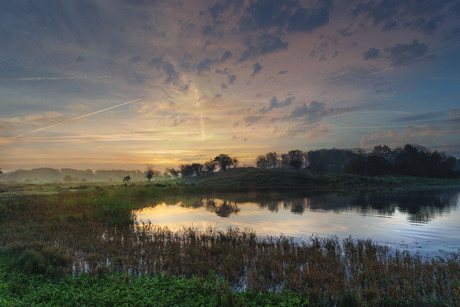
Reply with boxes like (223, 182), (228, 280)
(346, 150), (367, 175)
(394, 144), (428, 176)
(266, 152), (279, 168)
(204, 160), (216, 173)
(164, 168), (180, 178)
(366, 155), (391, 175)
(191, 163), (204, 176)
(308, 149), (356, 174)
(214, 154), (234, 171)
(288, 150), (306, 170)
(371, 145), (394, 162)
(280, 154), (290, 168)
(232, 158), (239, 168)
(256, 155), (269, 168)
(180, 164), (195, 177)
(145, 166), (156, 182)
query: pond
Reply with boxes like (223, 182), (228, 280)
(133, 188), (460, 257)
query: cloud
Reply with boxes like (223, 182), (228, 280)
(220, 50), (232, 62)
(287, 7), (329, 32)
(326, 65), (383, 88)
(129, 56), (142, 63)
(363, 48), (380, 60)
(227, 74), (236, 84)
(215, 68), (231, 75)
(251, 62), (263, 76)
(260, 96), (295, 113)
(197, 58), (214, 75)
(360, 124), (444, 148)
(0, 111), (63, 136)
(414, 16), (444, 34)
(149, 57), (179, 83)
(393, 111), (446, 123)
(127, 72), (146, 85)
(240, 34), (288, 61)
(385, 39), (428, 66)
(448, 109), (460, 133)
(288, 101), (326, 120)
(352, 0), (453, 34)
(239, 0), (294, 31)
(75, 56), (87, 64)
(279, 123), (332, 139)
(238, 0), (330, 33)
(243, 115), (262, 126)
(337, 25), (357, 37)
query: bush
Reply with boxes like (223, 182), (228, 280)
(15, 247), (71, 278)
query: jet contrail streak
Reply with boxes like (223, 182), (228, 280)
(9, 98), (142, 140)
(368, 43), (460, 77)
(0, 76), (108, 81)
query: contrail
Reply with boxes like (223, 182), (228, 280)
(368, 43), (460, 77)
(0, 76), (108, 81)
(9, 98), (142, 140)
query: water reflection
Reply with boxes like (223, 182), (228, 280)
(168, 189), (458, 223)
(134, 189), (460, 256)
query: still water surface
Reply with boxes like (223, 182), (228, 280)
(134, 189), (460, 257)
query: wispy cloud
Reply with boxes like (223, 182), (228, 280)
(9, 98), (142, 140)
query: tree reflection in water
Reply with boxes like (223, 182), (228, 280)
(180, 198), (240, 218)
(175, 189), (458, 224)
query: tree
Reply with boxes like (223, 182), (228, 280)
(191, 163), (204, 176)
(287, 150), (305, 170)
(256, 155), (269, 168)
(213, 154), (234, 171)
(180, 164), (195, 177)
(280, 154), (290, 168)
(165, 168), (180, 178)
(123, 176), (131, 183)
(371, 145), (394, 162)
(232, 158), (239, 168)
(145, 166), (156, 182)
(204, 160), (216, 173)
(265, 152), (279, 168)
(63, 175), (74, 182)
(366, 155), (390, 175)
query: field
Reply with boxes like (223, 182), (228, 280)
(1, 170), (460, 305)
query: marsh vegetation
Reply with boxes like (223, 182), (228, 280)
(1, 182), (459, 305)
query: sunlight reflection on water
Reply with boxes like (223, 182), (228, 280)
(133, 189), (460, 257)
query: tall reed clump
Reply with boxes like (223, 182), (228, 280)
(0, 189), (459, 305)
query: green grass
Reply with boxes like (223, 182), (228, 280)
(1, 178), (460, 305)
(175, 167), (460, 193)
(2, 168), (459, 197)
(0, 256), (309, 306)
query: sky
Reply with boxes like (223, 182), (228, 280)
(1, 0), (460, 171)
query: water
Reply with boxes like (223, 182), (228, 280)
(133, 189), (460, 257)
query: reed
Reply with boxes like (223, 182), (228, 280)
(0, 188), (458, 305)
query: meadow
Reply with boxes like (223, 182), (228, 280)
(1, 172), (460, 305)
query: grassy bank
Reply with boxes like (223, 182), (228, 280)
(2, 168), (460, 197)
(179, 167), (460, 191)
(1, 180), (459, 305)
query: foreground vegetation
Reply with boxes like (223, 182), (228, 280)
(1, 185), (459, 305)
(0, 256), (307, 306)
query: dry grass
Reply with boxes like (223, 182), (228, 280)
(0, 189), (459, 305)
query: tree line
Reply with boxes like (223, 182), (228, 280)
(163, 154), (238, 178)
(256, 144), (460, 178)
